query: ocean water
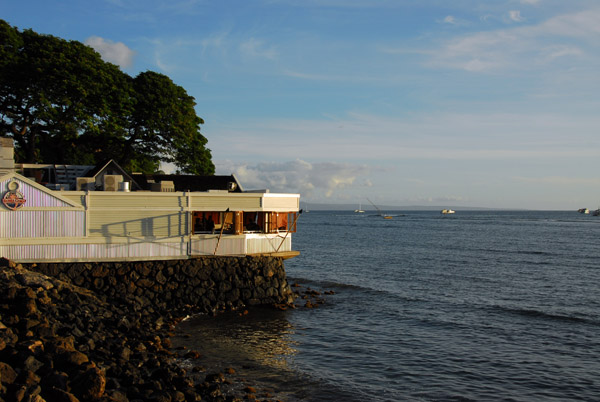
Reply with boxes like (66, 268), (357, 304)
(174, 210), (600, 401)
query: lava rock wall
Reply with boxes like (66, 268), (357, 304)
(25, 256), (294, 314)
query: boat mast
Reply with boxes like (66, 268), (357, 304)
(367, 198), (390, 218)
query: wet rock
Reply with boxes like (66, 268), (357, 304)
(71, 366), (106, 400)
(44, 387), (81, 402)
(46, 336), (76, 354)
(17, 369), (41, 386)
(0, 362), (17, 384)
(22, 356), (43, 373)
(40, 371), (69, 391)
(184, 350), (201, 359)
(105, 389), (128, 402)
(57, 350), (89, 368)
(204, 372), (226, 384)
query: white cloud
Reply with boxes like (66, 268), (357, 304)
(430, 8), (600, 72)
(239, 38), (278, 60)
(201, 31), (229, 55)
(439, 15), (470, 27)
(509, 10), (524, 22)
(85, 36), (136, 69)
(444, 15), (456, 24)
(513, 176), (600, 186)
(215, 159), (371, 198)
(433, 195), (467, 203)
(540, 45), (583, 61)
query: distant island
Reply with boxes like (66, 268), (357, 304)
(300, 202), (511, 211)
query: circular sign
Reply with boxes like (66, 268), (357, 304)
(3, 181), (26, 211)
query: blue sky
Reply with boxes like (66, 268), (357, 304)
(4, 0), (600, 209)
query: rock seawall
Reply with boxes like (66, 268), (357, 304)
(28, 256), (295, 315)
(0, 256), (296, 402)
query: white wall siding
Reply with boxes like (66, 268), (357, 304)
(262, 194), (300, 211)
(247, 235), (291, 254)
(88, 211), (188, 238)
(190, 236), (246, 256)
(0, 241), (187, 263)
(189, 234), (291, 256)
(0, 210), (85, 238)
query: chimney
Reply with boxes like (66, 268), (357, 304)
(0, 138), (15, 175)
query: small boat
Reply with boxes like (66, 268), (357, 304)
(592, 209), (600, 216)
(354, 203), (365, 213)
(367, 198), (393, 219)
(578, 208), (589, 214)
(441, 209), (456, 214)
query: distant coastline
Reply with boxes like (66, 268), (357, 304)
(300, 202), (527, 211)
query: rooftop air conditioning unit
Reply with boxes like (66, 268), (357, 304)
(103, 175), (123, 191)
(151, 181), (175, 192)
(76, 177), (96, 191)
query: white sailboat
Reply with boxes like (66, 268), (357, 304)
(354, 203), (365, 213)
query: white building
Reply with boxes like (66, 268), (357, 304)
(0, 139), (300, 263)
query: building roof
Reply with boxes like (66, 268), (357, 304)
(130, 173), (244, 193)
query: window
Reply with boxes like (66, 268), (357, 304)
(192, 211), (298, 234)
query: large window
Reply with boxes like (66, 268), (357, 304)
(192, 211), (298, 235)
(265, 212), (298, 234)
(192, 211), (231, 234)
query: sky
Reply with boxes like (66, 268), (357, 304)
(3, 0), (600, 210)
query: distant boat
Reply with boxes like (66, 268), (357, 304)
(354, 203), (365, 213)
(441, 209), (456, 214)
(367, 198), (393, 219)
(592, 209), (600, 217)
(578, 208), (589, 214)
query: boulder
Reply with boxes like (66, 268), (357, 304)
(71, 366), (106, 400)
(0, 361), (17, 384)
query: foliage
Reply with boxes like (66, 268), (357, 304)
(0, 19), (214, 175)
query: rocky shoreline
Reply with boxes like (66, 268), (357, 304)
(0, 258), (331, 402)
(0, 259), (287, 402)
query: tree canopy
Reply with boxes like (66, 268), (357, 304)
(0, 19), (214, 175)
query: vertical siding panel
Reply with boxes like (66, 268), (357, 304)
(1, 211), (84, 238)
(0, 241), (187, 262)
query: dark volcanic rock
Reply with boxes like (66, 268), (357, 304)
(0, 257), (293, 402)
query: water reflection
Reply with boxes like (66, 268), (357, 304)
(172, 303), (366, 402)
(172, 306), (298, 374)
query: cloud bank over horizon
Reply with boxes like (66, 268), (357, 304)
(216, 159), (373, 200)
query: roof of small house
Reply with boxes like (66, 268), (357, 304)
(84, 160), (143, 190)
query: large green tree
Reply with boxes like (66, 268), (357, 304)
(128, 71), (214, 174)
(0, 20), (214, 174)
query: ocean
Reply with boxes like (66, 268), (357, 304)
(173, 210), (600, 401)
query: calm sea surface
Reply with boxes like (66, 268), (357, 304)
(174, 210), (600, 401)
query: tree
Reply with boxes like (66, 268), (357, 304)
(0, 20), (130, 164)
(0, 20), (215, 175)
(128, 71), (214, 175)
